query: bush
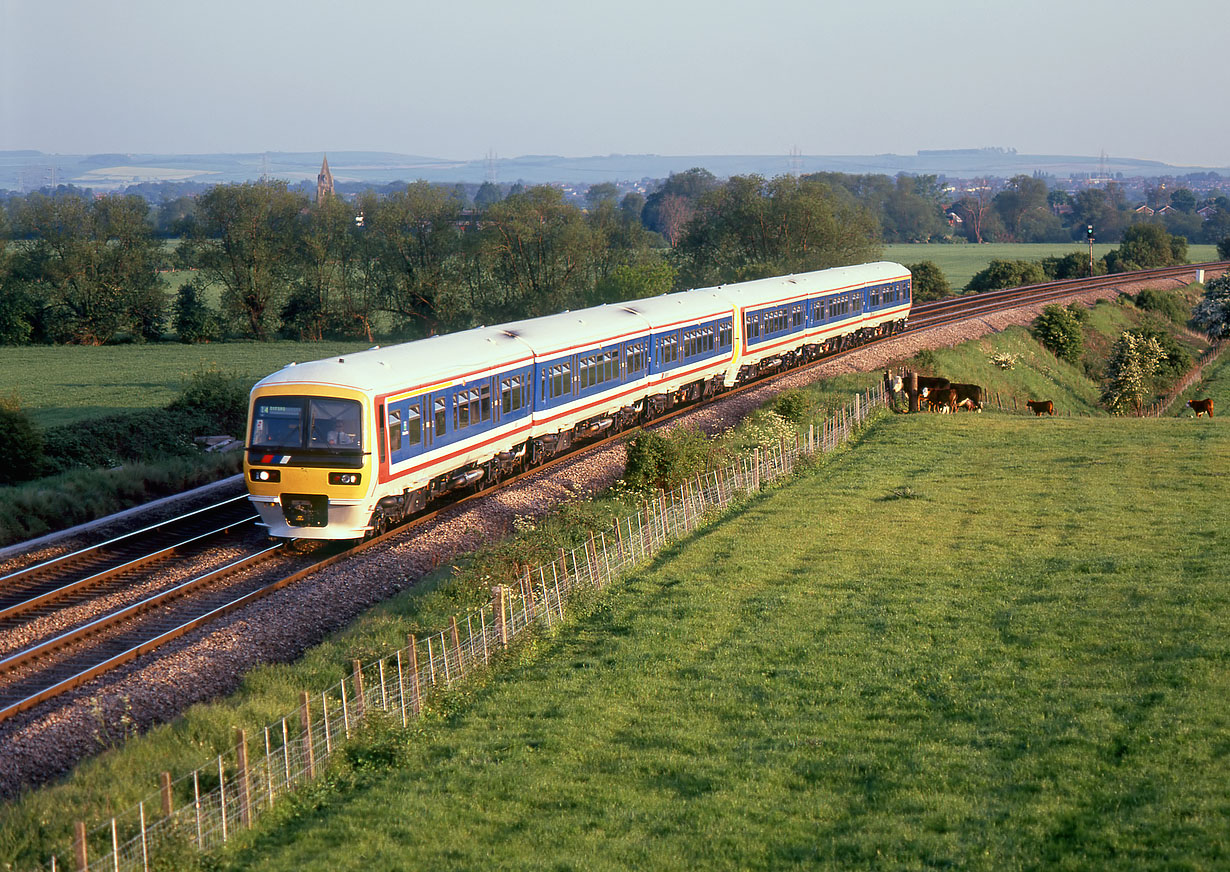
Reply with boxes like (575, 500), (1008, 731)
(771, 389), (809, 424)
(905, 261), (950, 302)
(1031, 304), (1084, 364)
(623, 427), (711, 492)
(0, 394), (44, 486)
(1192, 273), (1230, 338)
(967, 259), (1047, 293)
(1040, 252), (1106, 280)
(168, 365), (251, 435)
(1131, 288), (1188, 324)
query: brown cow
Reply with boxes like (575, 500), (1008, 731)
(1026, 400), (1054, 416)
(949, 383), (984, 412)
(925, 386), (958, 413)
(1188, 398), (1214, 417)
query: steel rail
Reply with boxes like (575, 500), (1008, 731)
(0, 516), (259, 624)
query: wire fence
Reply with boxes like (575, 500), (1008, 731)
(1141, 339), (1225, 418)
(34, 383), (888, 872)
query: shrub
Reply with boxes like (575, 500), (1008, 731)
(0, 394), (44, 486)
(904, 261), (950, 302)
(1131, 288), (1188, 324)
(168, 365), (251, 435)
(1192, 273), (1230, 338)
(1031, 304), (1084, 363)
(771, 389), (809, 424)
(967, 259), (1047, 293)
(623, 427), (710, 492)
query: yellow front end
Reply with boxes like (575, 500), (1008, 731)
(244, 385), (377, 541)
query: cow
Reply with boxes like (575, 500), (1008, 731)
(949, 382), (984, 412)
(891, 372), (950, 394)
(1187, 398), (1214, 417)
(925, 386), (958, 413)
(1026, 400), (1054, 416)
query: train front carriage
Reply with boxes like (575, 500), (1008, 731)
(246, 380), (376, 540)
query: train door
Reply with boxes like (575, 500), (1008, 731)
(426, 391), (449, 448)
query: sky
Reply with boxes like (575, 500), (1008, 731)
(2, 0), (1227, 168)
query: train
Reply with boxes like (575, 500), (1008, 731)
(244, 261), (912, 541)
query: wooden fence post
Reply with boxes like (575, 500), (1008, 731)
(235, 728), (251, 829)
(299, 692), (315, 779)
(73, 821), (87, 872)
(408, 635), (422, 714)
(351, 660), (366, 719)
(160, 771), (173, 819)
(493, 586), (508, 647)
(450, 615), (462, 674)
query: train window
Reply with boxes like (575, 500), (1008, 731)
(406, 406), (421, 445)
(718, 322), (732, 347)
(308, 398), (362, 451)
(434, 397), (447, 435)
(625, 341), (647, 374)
(547, 363), (572, 399)
(659, 334), (678, 365)
(745, 315), (760, 340)
(454, 385), (492, 430)
(251, 399), (304, 448)
(501, 374), (527, 414)
(387, 409), (402, 453)
(792, 305), (804, 327)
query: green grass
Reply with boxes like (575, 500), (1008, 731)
(884, 243), (1221, 291)
(0, 341), (371, 428)
(195, 411), (1228, 871)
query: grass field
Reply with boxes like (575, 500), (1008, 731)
(198, 411), (1227, 871)
(0, 341), (370, 429)
(7, 396), (1226, 870)
(883, 243), (1221, 291)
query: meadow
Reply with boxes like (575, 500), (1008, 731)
(883, 243), (1220, 291)
(197, 408), (1230, 870)
(0, 341), (369, 429)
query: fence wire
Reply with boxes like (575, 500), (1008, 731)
(38, 385), (886, 872)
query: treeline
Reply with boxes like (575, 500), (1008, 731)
(2, 169), (1228, 347)
(0, 172), (880, 346)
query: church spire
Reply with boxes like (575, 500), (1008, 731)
(316, 154), (335, 203)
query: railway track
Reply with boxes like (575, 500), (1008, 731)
(1, 260), (1223, 726)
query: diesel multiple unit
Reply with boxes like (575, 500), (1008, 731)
(244, 261), (911, 540)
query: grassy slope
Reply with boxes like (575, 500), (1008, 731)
(207, 412), (1230, 872)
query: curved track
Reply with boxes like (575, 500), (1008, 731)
(1, 261), (1224, 725)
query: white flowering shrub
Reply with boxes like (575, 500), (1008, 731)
(989, 352), (1020, 370)
(1101, 331), (1164, 414)
(1192, 274), (1230, 339)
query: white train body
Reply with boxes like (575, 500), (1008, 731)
(245, 262), (911, 540)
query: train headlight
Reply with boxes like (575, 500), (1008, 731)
(329, 472), (362, 486)
(250, 469), (280, 483)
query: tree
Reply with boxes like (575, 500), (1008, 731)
(882, 175), (945, 242)
(992, 175), (1049, 242)
(172, 276), (217, 343)
(1101, 331), (1164, 414)
(585, 183), (619, 208)
(1031, 304), (1084, 363)
(590, 261), (675, 305)
(1072, 184), (1129, 243)
(360, 182), (466, 336)
(183, 181), (305, 340)
(672, 174), (880, 287)
(905, 260), (950, 302)
(950, 179), (997, 243)
(11, 192), (166, 344)
(641, 168), (718, 241)
(473, 182), (502, 211)
(0, 394), (43, 484)
(479, 185), (593, 320)
(1104, 223), (1187, 272)
(1192, 273), (1230, 338)
(1218, 238), (1230, 260)
(1169, 188), (1197, 213)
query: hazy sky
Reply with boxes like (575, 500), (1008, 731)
(3, 0), (1226, 167)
